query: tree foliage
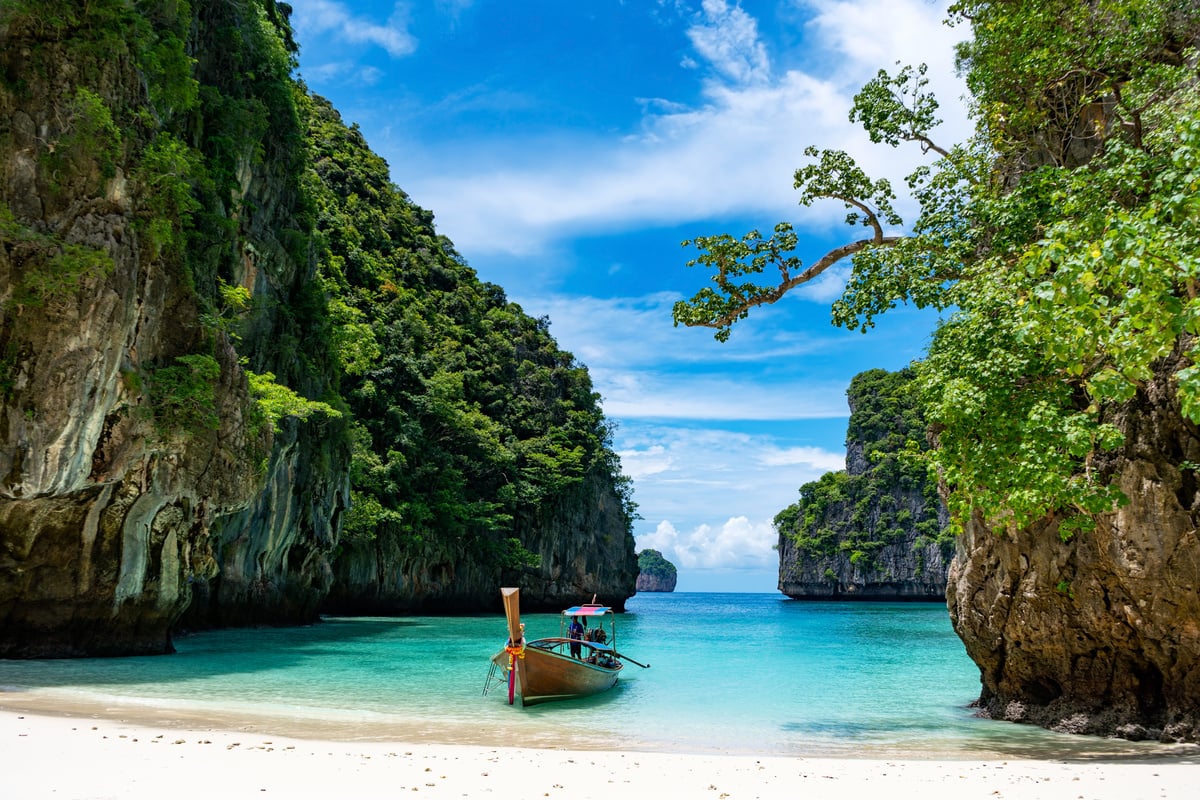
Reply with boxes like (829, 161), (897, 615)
(302, 95), (635, 565)
(146, 354), (222, 434)
(677, 0), (1200, 537)
(637, 548), (677, 581)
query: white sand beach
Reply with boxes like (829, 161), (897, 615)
(3, 706), (1196, 800)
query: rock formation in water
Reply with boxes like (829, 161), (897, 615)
(0, 1), (637, 656)
(636, 549), (677, 592)
(776, 369), (952, 600)
(949, 346), (1200, 741)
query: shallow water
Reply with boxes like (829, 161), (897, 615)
(0, 593), (1193, 759)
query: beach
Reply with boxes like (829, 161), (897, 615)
(4, 706), (1196, 800)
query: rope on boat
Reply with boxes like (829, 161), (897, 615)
(504, 642), (525, 705)
(504, 642), (525, 666)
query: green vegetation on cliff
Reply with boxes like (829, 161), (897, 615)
(675, 0), (1200, 540)
(0, 0), (635, 611)
(637, 549), (677, 582)
(2, 0), (337, 433)
(303, 93), (634, 569)
(774, 368), (946, 569)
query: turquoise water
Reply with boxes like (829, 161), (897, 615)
(0, 593), (1190, 758)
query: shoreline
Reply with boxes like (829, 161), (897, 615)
(5, 685), (1198, 762)
(5, 700), (1200, 800)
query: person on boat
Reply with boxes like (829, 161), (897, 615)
(568, 616), (584, 659)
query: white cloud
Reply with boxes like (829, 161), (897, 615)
(616, 422), (844, 559)
(304, 61), (384, 86)
(687, 0), (772, 85)
(401, 0), (970, 258)
(802, 0), (964, 93)
(597, 370), (849, 421)
(618, 444), (674, 480)
(523, 292), (844, 368)
(290, 0), (417, 58)
(637, 516), (778, 570)
(759, 445), (846, 470)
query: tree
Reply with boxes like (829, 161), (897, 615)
(671, 60), (961, 343)
(673, 0), (1200, 537)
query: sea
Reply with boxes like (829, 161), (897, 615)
(0, 592), (1194, 760)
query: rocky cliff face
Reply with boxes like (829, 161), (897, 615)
(776, 369), (952, 600)
(635, 572), (676, 592)
(326, 467), (637, 613)
(511, 468), (638, 611)
(177, 414), (348, 630)
(948, 349), (1200, 741)
(0, 2), (636, 657)
(0, 3), (347, 654)
(778, 526), (951, 600)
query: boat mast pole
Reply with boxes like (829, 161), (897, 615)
(500, 588), (525, 706)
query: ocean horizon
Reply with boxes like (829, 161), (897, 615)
(1, 592), (1194, 760)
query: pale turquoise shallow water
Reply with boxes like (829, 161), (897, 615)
(0, 593), (1193, 759)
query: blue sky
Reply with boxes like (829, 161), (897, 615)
(287, 0), (973, 592)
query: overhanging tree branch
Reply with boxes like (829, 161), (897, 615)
(673, 63), (962, 341)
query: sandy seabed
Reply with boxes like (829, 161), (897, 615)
(3, 702), (1198, 800)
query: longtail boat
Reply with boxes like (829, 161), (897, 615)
(485, 587), (648, 706)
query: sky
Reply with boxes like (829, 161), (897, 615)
(286, 0), (975, 592)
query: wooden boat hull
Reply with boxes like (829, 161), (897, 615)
(493, 640), (621, 706)
(495, 587), (622, 706)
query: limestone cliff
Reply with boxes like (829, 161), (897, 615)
(0, 1), (349, 654)
(0, 1), (636, 656)
(776, 369), (952, 600)
(326, 466), (637, 613)
(510, 467), (638, 611)
(636, 549), (677, 592)
(948, 346), (1200, 741)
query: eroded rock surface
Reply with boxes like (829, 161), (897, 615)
(948, 353), (1200, 741)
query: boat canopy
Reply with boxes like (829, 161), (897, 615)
(563, 604), (611, 617)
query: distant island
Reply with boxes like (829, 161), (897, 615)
(636, 549), (678, 592)
(775, 367), (953, 600)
